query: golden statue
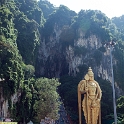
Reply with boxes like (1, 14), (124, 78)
(78, 67), (102, 124)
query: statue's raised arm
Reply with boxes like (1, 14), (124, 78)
(78, 67), (102, 124)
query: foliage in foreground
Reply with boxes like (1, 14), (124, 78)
(33, 78), (61, 123)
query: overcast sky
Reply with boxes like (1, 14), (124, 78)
(38, 0), (124, 18)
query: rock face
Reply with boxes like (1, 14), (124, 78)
(36, 25), (124, 99)
(0, 87), (21, 119)
(0, 87), (7, 118)
(37, 26), (112, 80)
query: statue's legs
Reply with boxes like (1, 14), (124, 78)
(91, 106), (100, 124)
(88, 100), (92, 124)
(83, 98), (100, 124)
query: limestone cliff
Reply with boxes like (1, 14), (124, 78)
(0, 87), (21, 119)
(36, 24), (124, 98)
(37, 26), (113, 81)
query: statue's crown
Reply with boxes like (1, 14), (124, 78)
(87, 67), (94, 76)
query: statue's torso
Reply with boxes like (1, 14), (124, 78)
(87, 82), (97, 98)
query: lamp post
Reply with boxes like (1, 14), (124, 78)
(104, 41), (117, 124)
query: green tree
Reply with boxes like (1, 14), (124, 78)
(43, 5), (76, 39)
(117, 96), (124, 116)
(33, 78), (61, 122)
(0, 4), (24, 98)
(38, 0), (56, 19)
(13, 78), (35, 123)
(16, 0), (44, 25)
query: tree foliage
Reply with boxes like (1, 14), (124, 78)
(43, 5), (76, 39)
(33, 78), (61, 122)
(38, 0), (56, 19)
(1, 0), (124, 123)
(116, 96), (124, 124)
(0, 4), (24, 99)
(112, 15), (124, 41)
(117, 96), (124, 115)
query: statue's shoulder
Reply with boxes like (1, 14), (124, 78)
(94, 80), (99, 84)
(94, 80), (101, 89)
(78, 80), (86, 91)
(78, 80), (86, 86)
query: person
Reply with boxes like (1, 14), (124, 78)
(40, 119), (45, 124)
(78, 67), (102, 124)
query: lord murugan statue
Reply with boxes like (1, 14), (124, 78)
(78, 67), (102, 124)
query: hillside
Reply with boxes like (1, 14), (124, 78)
(0, 0), (124, 123)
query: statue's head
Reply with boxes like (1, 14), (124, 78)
(87, 67), (94, 81)
(84, 67), (94, 81)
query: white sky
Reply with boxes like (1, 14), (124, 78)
(38, 0), (124, 19)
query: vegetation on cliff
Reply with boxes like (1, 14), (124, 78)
(0, 0), (124, 123)
(0, 0), (60, 123)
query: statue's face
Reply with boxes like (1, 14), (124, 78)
(89, 75), (94, 81)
